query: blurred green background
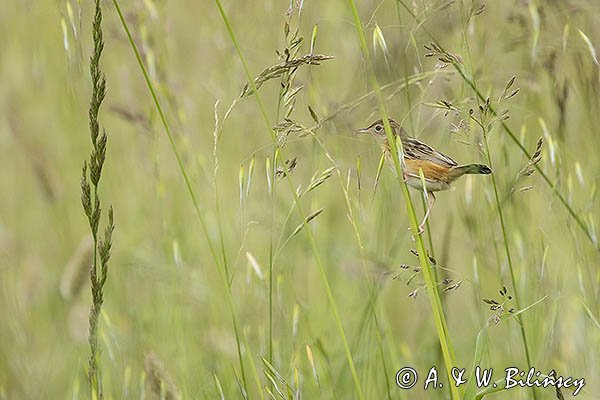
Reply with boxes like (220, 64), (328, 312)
(0, 0), (599, 399)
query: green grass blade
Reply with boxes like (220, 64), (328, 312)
(345, 2), (459, 399)
(463, 327), (488, 400)
(395, 0), (599, 253)
(110, 1), (255, 396)
(213, 1), (365, 398)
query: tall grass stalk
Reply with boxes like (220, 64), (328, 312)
(312, 135), (393, 399)
(345, 2), (459, 399)
(396, 0), (598, 253)
(268, 189), (275, 364)
(457, 68), (597, 251)
(110, 1), (259, 397)
(308, 20), (394, 397)
(212, 105), (232, 281)
(455, 7), (537, 396)
(214, 1), (365, 398)
(267, 152), (278, 366)
(81, 1), (114, 397)
(483, 127), (538, 393)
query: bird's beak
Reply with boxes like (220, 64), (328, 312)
(353, 127), (369, 135)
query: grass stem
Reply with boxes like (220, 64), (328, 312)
(214, 1), (365, 397)
(346, 2), (459, 398)
(396, 0), (598, 253)
(455, 4), (538, 395)
(111, 1), (255, 396)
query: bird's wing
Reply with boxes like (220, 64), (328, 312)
(402, 137), (458, 167)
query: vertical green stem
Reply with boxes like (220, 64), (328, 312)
(111, 1), (257, 397)
(214, 1), (365, 398)
(345, 2), (459, 399)
(314, 136), (393, 399)
(454, 3), (538, 395)
(483, 135), (537, 398)
(396, 0), (597, 253)
(268, 161), (276, 364)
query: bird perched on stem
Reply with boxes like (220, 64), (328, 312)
(355, 118), (491, 232)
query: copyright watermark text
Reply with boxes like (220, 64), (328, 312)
(394, 366), (585, 396)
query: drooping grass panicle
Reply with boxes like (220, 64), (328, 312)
(505, 137), (544, 198)
(81, 1), (115, 397)
(240, 54), (333, 98)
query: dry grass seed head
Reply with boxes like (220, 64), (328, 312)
(60, 235), (94, 301)
(144, 352), (182, 400)
(240, 54), (333, 98)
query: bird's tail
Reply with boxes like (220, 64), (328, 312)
(450, 163), (492, 178)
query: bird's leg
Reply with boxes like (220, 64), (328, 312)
(418, 192), (436, 233)
(395, 165), (408, 183)
(401, 171), (408, 183)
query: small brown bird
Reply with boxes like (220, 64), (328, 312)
(355, 118), (491, 231)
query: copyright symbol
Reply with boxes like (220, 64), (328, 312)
(395, 367), (418, 389)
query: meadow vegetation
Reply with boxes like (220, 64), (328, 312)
(0, 0), (599, 398)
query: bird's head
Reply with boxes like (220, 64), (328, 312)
(353, 118), (407, 142)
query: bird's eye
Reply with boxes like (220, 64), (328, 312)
(375, 125), (383, 132)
